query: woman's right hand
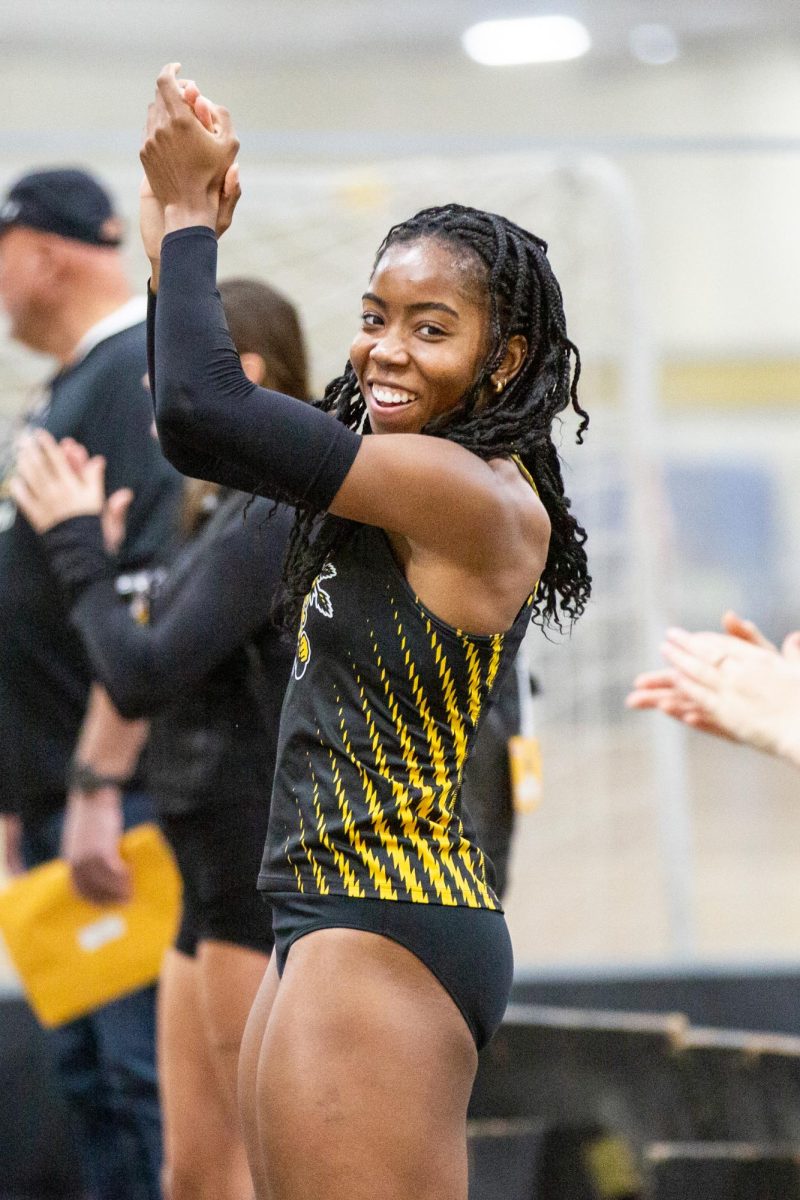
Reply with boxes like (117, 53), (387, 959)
(140, 62), (239, 234)
(140, 74), (241, 290)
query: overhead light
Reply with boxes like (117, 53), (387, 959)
(628, 23), (680, 66)
(462, 15), (591, 66)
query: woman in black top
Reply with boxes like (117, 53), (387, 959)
(139, 65), (590, 1200)
(13, 276), (308, 1200)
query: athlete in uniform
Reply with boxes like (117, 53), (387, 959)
(12, 276), (307, 1200)
(140, 64), (591, 1200)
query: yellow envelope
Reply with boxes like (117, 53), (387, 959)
(0, 823), (181, 1027)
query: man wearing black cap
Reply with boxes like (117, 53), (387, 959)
(0, 167), (181, 1200)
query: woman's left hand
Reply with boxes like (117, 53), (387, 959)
(9, 429), (107, 533)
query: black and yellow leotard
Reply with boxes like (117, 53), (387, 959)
(258, 522), (534, 910)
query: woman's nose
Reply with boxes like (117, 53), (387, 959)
(370, 332), (409, 365)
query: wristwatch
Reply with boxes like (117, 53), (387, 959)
(66, 761), (132, 795)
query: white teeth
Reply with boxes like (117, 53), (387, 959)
(371, 385), (415, 407)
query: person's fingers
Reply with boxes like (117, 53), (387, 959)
(625, 690), (659, 710)
(155, 62), (186, 116)
(144, 101), (158, 140)
(626, 685), (682, 710)
(664, 628), (736, 672)
(722, 610), (777, 652)
(782, 631), (800, 660)
(8, 474), (39, 518)
(86, 453), (106, 471)
(107, 487), (134, 518)
(193, 93), (216, 131)
(178, 77), (199, 103)
(13, 438), (49, 489)
(214, 106), (240, 155)
(73, 859), (132, 906)
(630, 668), (678, 691)
(103, 488), (135, 554)
(60, 437), (90, 471)
(32, 427), (72, 479)
(217, 162), (241, 235)
(84, 454), (107, 497)
(139, 172), (157, 201)
(223, 161), (240, 198)
(661, 636), (720, 692)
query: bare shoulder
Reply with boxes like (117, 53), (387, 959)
(488, 456), (551, 563)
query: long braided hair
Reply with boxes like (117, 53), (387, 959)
(275, 202), (591, 633)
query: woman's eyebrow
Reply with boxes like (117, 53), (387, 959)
(362, 292), (459, 319)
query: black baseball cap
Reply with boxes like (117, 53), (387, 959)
(0, 167), (124, 247)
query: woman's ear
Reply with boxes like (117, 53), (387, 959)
(240, 351), (267, 386)
(490, 335), (527, 393)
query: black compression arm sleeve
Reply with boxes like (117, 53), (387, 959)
(40, 516), (116, 607)
(40, 503), (293, 719)
(147, 283), (273, 493)
(154, 226), (361, 509)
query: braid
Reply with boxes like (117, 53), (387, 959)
(274, 202), (591, 633)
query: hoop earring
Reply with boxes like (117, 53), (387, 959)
(493, 378), (505, 394)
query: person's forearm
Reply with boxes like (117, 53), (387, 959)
(74, 684), (148, 779)
(43, 501), (293, 718)
(154, 226), (360, 507)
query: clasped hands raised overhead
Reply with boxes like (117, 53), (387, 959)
(140, 62), (241, 238)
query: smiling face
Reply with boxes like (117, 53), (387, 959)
(349, 237), (491, 436)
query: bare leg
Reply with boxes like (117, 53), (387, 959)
(239, 955), (281, 1199)
(250, 929), (478, 1200)
(197, 939), (268, 1121)
(159, 948), (255, 1200)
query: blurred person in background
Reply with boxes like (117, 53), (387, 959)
(0, 167), (181, 1200)
(627, 611), (800, 769)
(11, 269), (308, 1200)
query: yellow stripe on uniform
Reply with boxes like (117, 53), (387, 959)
(382, 617), (481, 907)
(327, 729), (396, 900)
(354, 665), (455, 904)
(308, 760), (365, 898)
(296, 785), (330, 896)
(333, 695), (416, 899)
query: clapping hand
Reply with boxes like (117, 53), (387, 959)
(625, 610), (778, 740)
(140, 70), (241, 286)
(140, 63), (240, 236)
(654, 627), (800, 764)
(10, 431), (133, 553)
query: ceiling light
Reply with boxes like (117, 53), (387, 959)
(628, 23), (680, 66)
(462, 15), (591, 67)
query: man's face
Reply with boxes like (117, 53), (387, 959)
(0, 226), (53, 351)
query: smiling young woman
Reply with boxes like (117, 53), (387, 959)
(141, 63), (590, 1200)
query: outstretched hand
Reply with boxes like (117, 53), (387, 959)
(655, 627), (800, 766)
(625, 610), (778, 741)
(140, 62), (239, 234)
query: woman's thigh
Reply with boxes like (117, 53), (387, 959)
(197, 939), (269, 1115)
(255, 927), (478, 1200)
(239, 954), (281, 1200)
(158, 950), (243, 1177)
